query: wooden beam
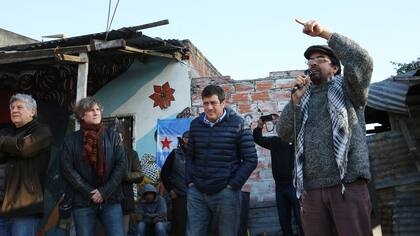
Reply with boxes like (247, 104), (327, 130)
(55, 54), (86, 64)
(90, 39), (126, 51)
(74, 52), (89, 130)
(122, 46), (180, 61)
(399, 119), (420, 171)
(0, 45), (91, 64)
(129, 19), (169, 32)
(76, 52), (89, 108)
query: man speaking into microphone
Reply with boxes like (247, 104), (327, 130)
(277, 19), (373, 236)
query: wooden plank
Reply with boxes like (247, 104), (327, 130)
(75, 52), (89, 131)
(0, 45), (90, 64)
(399, 119), (420, 170)
(129, 19), (169, 31)
(399, 119), (418, 153)
(122, 46), (174, 59)
(76, 52), (89, 101)
(55, 54), (85, 64)
(90, 39), (126, 51)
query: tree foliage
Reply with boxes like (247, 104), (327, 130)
(391, 57), (420, 75)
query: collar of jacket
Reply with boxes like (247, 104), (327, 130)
(12, 119), (38, 134)
(200, 107), (233, 126)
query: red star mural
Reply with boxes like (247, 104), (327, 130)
(149, 82), (175, 109)
(161, 137), (172, 150)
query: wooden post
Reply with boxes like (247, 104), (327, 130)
(75, 52), (89, 130)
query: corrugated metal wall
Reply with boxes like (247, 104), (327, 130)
(368, 115), (420, 236)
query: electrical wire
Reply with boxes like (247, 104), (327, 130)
(105, 0), (121, 41)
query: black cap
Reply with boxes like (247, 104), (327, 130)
(304, 45), (341, 75)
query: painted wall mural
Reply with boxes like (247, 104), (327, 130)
(149, 82), (175, 109)
(95, 57), (192, 158)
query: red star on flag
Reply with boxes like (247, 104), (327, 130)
(161, 137), (172, 150)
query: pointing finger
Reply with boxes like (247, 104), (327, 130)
(295, 19), (306, 26)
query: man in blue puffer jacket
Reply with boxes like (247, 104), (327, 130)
(186, 84), (258, 236)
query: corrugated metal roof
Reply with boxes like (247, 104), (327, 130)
(0, 25), (187, 55)
(367, 69), (420, 115)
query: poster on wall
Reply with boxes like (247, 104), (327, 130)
(156, 118), (192, 167)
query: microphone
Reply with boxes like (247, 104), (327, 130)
(291, 69), (312, 94)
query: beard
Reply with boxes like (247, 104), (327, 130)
(309, 70), (330, 85)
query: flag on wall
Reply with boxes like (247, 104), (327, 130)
(156, 118), (192, 167)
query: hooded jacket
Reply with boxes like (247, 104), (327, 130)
(137, 184), (167, 224)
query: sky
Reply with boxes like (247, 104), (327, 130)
(2, 0), (419, 83)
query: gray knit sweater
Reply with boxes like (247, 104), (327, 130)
(277, 33), (373, 190)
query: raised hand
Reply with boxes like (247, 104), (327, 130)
(295, 19), (332, 40)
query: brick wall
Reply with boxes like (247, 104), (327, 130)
(182, 39), (223, 78)
(190, 70), (303, 207)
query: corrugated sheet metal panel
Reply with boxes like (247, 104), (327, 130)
(368, 79), (410, 114)
(368, 114), (420, 235)
(367, 69), (420, 115)
(376, 183), (420, 236)
(0, 27), (187, 54)
(368, 130), (420, 189)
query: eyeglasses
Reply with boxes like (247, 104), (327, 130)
(306, 56), (331, 65)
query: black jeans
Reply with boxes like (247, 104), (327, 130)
(238, 191), (250, 236)
(275, 182), (304, 236)
(171, 196), (187, 236)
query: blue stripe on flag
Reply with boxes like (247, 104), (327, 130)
(156, 118), (192, 167)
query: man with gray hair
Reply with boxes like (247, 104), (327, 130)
(0, 93), (52, 235)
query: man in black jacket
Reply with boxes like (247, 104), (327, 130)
(253, 115), (303, 236)
(160, 131), (189, 236)
(186, 85), (257, 236)
(60, 97), (127, 236)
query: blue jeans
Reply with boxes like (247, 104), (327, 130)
(275, 182), (304, 236)
(72, 203), (124, 236)
(0, 216), (40, 236)
(137, 222), (167, 236)
(0, 216), (9, 236)
(187, 185), (240, 236)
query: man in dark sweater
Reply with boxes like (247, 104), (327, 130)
(253, 115), (303, 236)
(186, 85), (257, 236)
(277, 19), (373, 236)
